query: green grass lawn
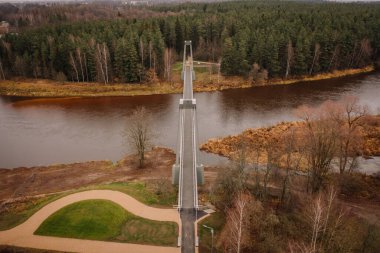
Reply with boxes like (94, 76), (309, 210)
(173, 61), (214, 74)
(94, 181), (177, 207)
(198, 212), (225, 253)
(0, 194), (63, 231)
(35, 200), (178, 246)
(0, 181), (176, 231)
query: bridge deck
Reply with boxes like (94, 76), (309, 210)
(179, 64), (197, 253)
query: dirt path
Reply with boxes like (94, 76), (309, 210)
(0, 190), (181, 253)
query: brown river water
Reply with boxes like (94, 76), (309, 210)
(1, 72), (380, 169)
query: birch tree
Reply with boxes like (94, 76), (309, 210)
(69, 51), (79, 82)
(164, 47), (175, 83)
(309, 43), (320, 75)
(222, 192), (252, 253)
(95, 42), (110, 84)
(285, 40), (294, 79)
(303, 187), (347, 253)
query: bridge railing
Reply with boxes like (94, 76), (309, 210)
(177, 109), (184, 210)
(174, 40), (202, 211)
(192, 109), (199, 209)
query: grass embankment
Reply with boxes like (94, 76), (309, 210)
(0, 194), (64, 232)
(0, 65), (374, 97)
(268, 65), (375, 86)
(0, 79), (182, 97)
(35, 200), (178, 246)
(0, 181), (176, 231)
(198, 213), (225, 253)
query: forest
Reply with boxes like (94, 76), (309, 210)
(0, 0), (379, 84)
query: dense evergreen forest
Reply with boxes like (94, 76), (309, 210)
(0, 0), (379, 84)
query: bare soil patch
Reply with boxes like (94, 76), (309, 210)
(0, 147), (175, 202)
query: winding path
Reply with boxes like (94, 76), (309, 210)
(0, 190), (181, 253)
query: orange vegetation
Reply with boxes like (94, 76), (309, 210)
(201, 115), (380, 164)
(0, 66), (374, 97)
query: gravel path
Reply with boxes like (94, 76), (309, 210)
(0, 190), (181, 253)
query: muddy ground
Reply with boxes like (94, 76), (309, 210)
(0, 147), (176, 201)
(0, 147), (218, 203)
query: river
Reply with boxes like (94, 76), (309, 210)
(1, 72), (380, 170)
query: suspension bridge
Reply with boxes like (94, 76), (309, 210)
(172, 41), (204, 253)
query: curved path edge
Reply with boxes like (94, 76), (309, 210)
(0, 190), (181, 253)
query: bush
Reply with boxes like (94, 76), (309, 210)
(55, 71), (67, 84)
(339, 174), (380, 201)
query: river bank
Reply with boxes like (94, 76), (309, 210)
(201, 115), (380, 172)
(0, 66), (375, 98)
(0, 147), (176, 201)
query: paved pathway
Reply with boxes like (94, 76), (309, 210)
(0, 190), (181, 253)
(180, 63), (197, 253)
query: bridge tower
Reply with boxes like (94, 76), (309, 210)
(172, 41), (204, 190)
(172, 40), (204, 253)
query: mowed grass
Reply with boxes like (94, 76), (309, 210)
(0, 194), (63, 231)
(198, 212), (225, 252)
(35, 200), (178, 246)
(35, 200), (126, 240)
(117, 218), (178, 246)
(94, 181), (177, 207)
(0, 181), (177, 231)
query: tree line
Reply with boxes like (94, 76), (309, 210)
(209, 96), (380, 253)
(0, 1), (379, 83)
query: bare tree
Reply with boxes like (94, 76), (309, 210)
(355, 38), (373, 67)
(149, 40), (152, 69)
(0, 58), (5, 80)
(303, 187), (347, 253)
(280, 127), (303, 206)
(297, 104), (339, 193)
(328, 45), (339, 71)
(221, 192), (252, 253)
(140, 37), (144, 66)
(94, 42), (110, 84)
(288, 241), (314, 253)
(285, 40), (294, 79)
(250, 140), (262, 196)
(232, 137), (249, 172)
(309, 194), (324, 252)
(309, 43), (320, 75)
(332, 96), (367, 174)
(102, 43), (110, 84)
(69, 51), (79, 82)
(76, 47), (85, 82)
(164, 47), (174, 83)
(151, 177), (174, 199)
(263, 138), (280, 199)
(126, 107), (153, 168)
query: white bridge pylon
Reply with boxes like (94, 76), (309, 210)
(172, 41), (204, 211)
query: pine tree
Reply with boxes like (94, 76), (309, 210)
(175, 18), (183, 55)
(294, 37), (310, 75)
(125, 41), (139, 82)
(221, 37), (238, 75)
